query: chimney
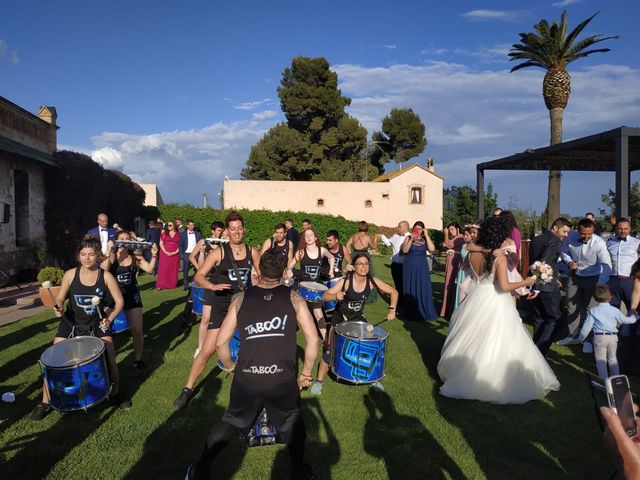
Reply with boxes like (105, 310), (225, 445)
(426, 155), (435, 172)
(38, 106), (58, 153)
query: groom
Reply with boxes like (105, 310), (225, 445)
(529, 217), (573, 355)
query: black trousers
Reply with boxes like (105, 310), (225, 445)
(533, 289), (562, 355)
(182, 253), (193, 286)
(391, 262), (403, 306)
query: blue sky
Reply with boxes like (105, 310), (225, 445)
(2, 0), (639, 217)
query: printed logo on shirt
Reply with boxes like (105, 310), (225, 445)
(334, 253), (344, 272)
(74, 293), (103, 316)
(305, 265), (320, 280)
(245, 314), (288, 339)
(347, 300), (364, 312)
(117, 271), (134, 285)
(242, 364), (284, 375)
(228, 267), (251, 285)
(263, 293), (273, 302)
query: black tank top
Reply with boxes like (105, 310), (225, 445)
(269, 238), (289, 259)
(322, 244), (344, 278)
(209, 244), (253, 297)
(66, 268), (108, 324)
(235, 285), (297, 384)
(337, 275), (371, 321)
(110, 258), (139, 297)
(299, 247), (323, 281)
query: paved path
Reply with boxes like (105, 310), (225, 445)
(0, 282), (48, 327)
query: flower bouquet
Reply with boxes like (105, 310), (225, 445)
(529, 261), (554, 284)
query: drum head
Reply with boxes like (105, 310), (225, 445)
(334, 321), (387, 340)
(299, 281), (327, 291)
(41, 336), (105, 368)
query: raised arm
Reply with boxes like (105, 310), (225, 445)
(402, 236), (413, 254)
(137, 244), (158, 274)
(494, 254), (536, 293)
(424, 231), (436, 253)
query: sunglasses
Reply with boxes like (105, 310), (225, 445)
(354, 262), (370, 267)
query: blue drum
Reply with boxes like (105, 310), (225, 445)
(217, 330), (241, 370)
(40, 336), (111, 411)
(191, 285), (205, 316)
(330, 321), (387, 384)
(298, 281), (327, 303)
(111, 309), (129, 334)
(323, 277), (342, 312)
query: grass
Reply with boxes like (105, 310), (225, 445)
(0, 257), (621, 479)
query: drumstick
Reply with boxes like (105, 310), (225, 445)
(91, 296), (109, 333)
(41, 281), (60, 310)
(372, 318), (389, 328)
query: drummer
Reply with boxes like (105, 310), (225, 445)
(188, 221), (225, 357)
(287, 228), (335, 340)
(173, 212), (261, 410)
(101, 230), (158, 370)
(260, 223), (294, 267)
(309, 253), (398, 396)
(31, 235), (130, 421)
(321, 230), (351, 281)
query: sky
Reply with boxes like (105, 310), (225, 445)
(2, 0), (639, 217)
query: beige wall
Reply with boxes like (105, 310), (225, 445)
(139, 183), (164, 206)
(223, 166), (443, 229)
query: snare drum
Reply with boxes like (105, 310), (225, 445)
(323, 277), (342, 312)
(111, 309), (129, 334)
(298, 281), (327, 303)
(330, 321), (387, 384)
(40, 336), (111, 411)
(217, 330), (241, 369)
(191, 283), (205, 316)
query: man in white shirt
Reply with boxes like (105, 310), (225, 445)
(557, 218), (612, 345)
(180, 220), (201, 289)
(378, 220), (410, 310)
(87, 213), (116, 255)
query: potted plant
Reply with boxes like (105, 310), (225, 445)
(37, 266), (65, 307)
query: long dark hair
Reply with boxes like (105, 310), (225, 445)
(499, 210), (518, 234)
(475, 216), (510, 272)
(346, 253), (380, 293)
(413, 221), (426, 241)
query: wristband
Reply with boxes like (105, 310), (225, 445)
(300, 373), (312, 378)
(389, 307), (395, 310)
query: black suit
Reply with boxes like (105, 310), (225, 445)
(180, 229), (202, 286)
(530, 230), (562, 355)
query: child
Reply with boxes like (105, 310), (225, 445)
(579, 284), (637, 380)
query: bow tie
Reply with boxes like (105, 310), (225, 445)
(620, 237), (628, 242)
(100, 228), (107, 232)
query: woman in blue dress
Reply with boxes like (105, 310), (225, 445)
(402, 221), (438, 321)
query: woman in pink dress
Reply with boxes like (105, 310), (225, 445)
(440, 223), (465, 318)
(156, 220), (180, 290)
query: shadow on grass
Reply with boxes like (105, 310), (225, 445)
(363, 390), (464, 479)
(0, 316), (58, 354)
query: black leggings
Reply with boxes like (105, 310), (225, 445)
(193, 415), (306, 479)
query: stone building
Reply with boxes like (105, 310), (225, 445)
(0, 96), (59, 276)
(223, 163), (443, 229)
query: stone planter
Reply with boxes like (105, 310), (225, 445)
(39, 286), (61, 307)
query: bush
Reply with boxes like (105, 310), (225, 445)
(37, 266), (64, 286)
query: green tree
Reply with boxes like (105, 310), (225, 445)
(243, 56), (369, 180)
(509, 11), (617, 227)
(443, 184), (497, 226)
(601, 182), (640, 231)
(372, 108), (427, 164)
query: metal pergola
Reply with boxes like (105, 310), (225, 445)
(476, 126), (640, 220)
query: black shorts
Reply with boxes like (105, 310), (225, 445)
(208, 296), (232, 330)
(203, 287), (216, 307)
(56, 316), (111, 339)
(222, 379), (301, 432)
(123, 291), (143, 311)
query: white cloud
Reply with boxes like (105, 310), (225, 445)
(461, 9), (527, 23)
(421, 47), (448, 56)
(91, 146), (124, 169)
(552, 0), (583, 7)
(0, 39), (7, 56)
(454, 43), (511, 62)
(380, 44), (396, 50)
(10, 50), (20, 64)
(251, 110), (278, 122)
(0, 39), (19, 63)
(234, 98), (272, 110)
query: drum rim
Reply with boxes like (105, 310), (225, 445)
(299, 281), (328, 291)
(40, 336), (106, 370)
(334, 321), (388, 340)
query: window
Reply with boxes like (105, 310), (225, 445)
(14, 169), (30, 247)
(317, 198), (324, 207)
(410, 186), (423, 205)
(365, 200), (372, 208)
(382, 193), (389, 199)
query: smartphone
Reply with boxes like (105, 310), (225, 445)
(412, 227), (420, 236)
(606, 375), (638, 437)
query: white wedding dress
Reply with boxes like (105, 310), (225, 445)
(437, 262), (560, 404)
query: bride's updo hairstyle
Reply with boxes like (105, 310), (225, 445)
(475, 216), (510, 272)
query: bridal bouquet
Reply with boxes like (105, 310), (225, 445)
(529, 261), (554, 284)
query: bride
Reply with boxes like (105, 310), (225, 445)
(437, 216), (560, 404)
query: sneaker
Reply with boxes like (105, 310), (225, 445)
(30, 402), (51, 421)
(291, 462), (315, 480)
(193, 347), (201, 359)
(369, 382), (385, 392)
(556, 336), (580, 346)
(583, 341), (594, 354)
(173, 387), (194, 410)
(309, 381), (323, 397)
(133, 360), (147, 371)
(110, 393), (133, 410)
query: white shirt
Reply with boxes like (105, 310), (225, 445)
(607, 235), (640, 277)
(561, 232), (612, 284)
(186, 231), (197, 253)
(99, 228), (108, 255)
(380, 232), (410, 264)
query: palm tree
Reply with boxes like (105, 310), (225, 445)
(509, 11), (617, 225)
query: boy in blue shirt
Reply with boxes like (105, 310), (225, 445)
(579, 284), (637, 379)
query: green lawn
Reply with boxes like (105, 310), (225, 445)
(0, 257), (619, 479)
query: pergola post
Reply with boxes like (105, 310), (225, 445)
(477, 168), (485, 219)
(615, 132), (629, 220)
